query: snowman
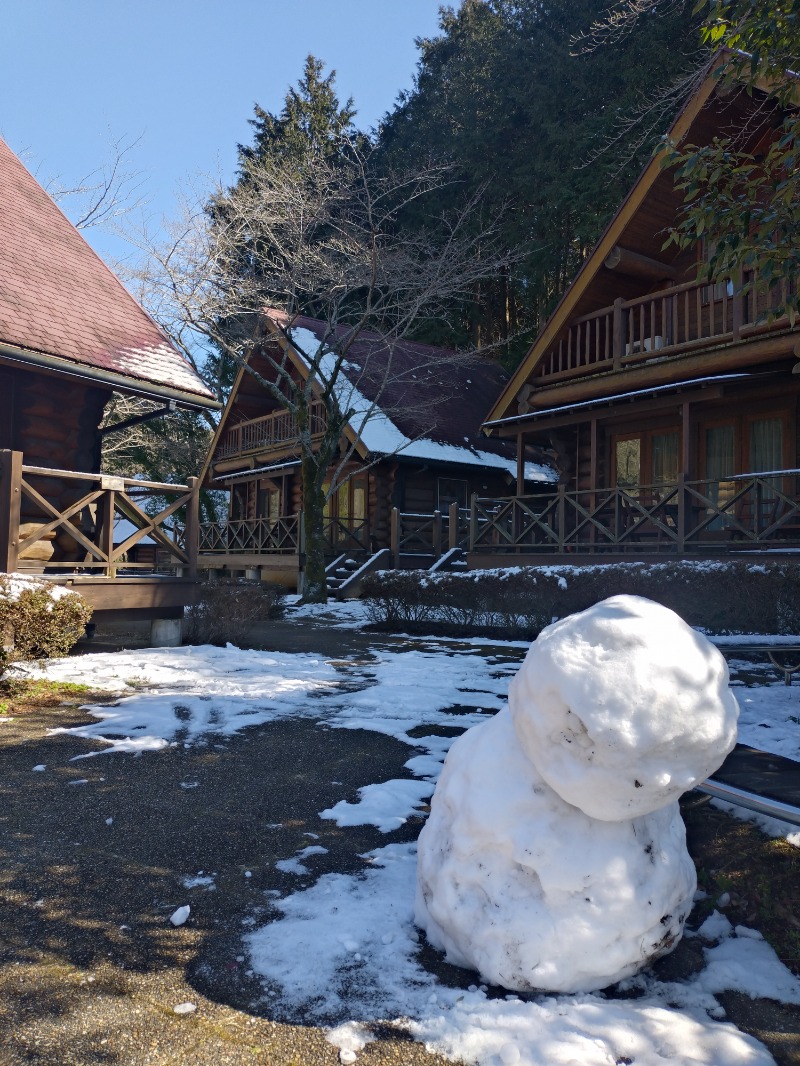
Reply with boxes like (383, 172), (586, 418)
(415, 595), (738, 993)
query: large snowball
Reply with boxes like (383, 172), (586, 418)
(508, 595), (738, 820)
(415, 708), (696, 994)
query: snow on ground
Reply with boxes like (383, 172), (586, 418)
(22, 607), (800, 1066)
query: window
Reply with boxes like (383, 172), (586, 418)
(700, 412), (788, 531)
(613, 430), (679, 494)
(256, 479), (282, 521)
(437, 478), (468, 511)
(322, 475), (369, 545)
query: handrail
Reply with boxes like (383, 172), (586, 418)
(470, 473), (800, 555)
(218, 401), (327, 459)
(199, 515), (300, 555)
(536, 268), (796, 383)
(0, 450), (199, 578)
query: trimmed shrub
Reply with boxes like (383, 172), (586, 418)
(184, 578), (284, 647)
(0, 574), (93, 677)
(361, 560), (800, 636)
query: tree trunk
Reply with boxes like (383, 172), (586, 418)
(301, 459), (327, 603)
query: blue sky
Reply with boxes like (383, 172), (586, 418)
(3, 1), (445, 261)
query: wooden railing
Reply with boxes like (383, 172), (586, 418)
(321, 517), (370, 553)
(0, 450), (199, 578)
(390, 504), (469, 565)
(198, 514), (369, 556)
(199, 516), (300, 555)
(217, 401), (327, 459)
(536, 270), (795, 383)
(470, 473), (800, 554)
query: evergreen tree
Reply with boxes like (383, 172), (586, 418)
(207, 57), (364, 392)
(238, 55), (359, 172)
(377, 0), (698, 365)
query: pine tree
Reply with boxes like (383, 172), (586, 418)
(207, 57), (363, 392)
(377, 0), (698, 365)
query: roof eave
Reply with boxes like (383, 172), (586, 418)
(0, 341), (221, 411)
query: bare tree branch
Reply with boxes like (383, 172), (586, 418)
(44, 132), (148, 230)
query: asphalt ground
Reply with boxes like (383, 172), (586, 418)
(0, 614), (797, 1065)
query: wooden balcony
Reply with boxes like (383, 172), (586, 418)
(535, 271), (797, 385)
(197, 514), (369, 567)
(0, 449), (201, 617)
(468, 472), (800, 557)
(217, 401), (327, 460)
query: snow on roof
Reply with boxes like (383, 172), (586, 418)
(0, 137), (216, 406)
(287, 322), (556, 483)
(214, 460), (302, 484)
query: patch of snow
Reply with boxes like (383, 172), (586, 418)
(169, 905), (190, 927)
(182, 874), (216, 890)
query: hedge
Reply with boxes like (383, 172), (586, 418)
(361, 560), (800, 637)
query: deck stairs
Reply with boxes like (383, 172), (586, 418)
(327, 545), (470, 599)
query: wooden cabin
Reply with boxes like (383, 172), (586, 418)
(476, 69), (800, 564)
(0, 136), (219, 630)
(200, 313), (555, 590)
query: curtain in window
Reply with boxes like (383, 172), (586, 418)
(749, 418), (783, 474)
(750, 418), (784, 520)
(615, 439), (641, 489)
(651, 433), (678, 487)
(705, 425), (736, 528)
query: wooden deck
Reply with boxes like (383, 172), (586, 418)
(0, 449), (201, 619)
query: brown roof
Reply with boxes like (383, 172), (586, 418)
(0, 137), (216, 406)
(281, 314), (509, 446)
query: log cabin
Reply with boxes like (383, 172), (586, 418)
(476, 65), (800, 565)
(200, 312), (555, 591)
(0, 136), (220, 634)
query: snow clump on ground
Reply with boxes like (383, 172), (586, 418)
(416, 595), (739, 994)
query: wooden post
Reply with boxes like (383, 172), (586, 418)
(516, 431), (525, 498)
(432, 509), (443, 560)
(557, 483), (567, 552)
(589, 418), (598, 549)
(681, 401), (692, 476)
(185, 477), (199, 579)
(612, 297), (624, 370)
(390, 507), (400, 568)
(448, 501), (459, 551)
(0, 450), (22, 574)
(732, 267), (744, 341)
(98, 489), (115, 578)
(469, 493), (478, 553)
(676, 471), (686, 553)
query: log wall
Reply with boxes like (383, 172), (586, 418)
(0, 365), (111, 562)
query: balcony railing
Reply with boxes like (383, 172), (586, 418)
(217, 401), (327, 459)
(390, 504), (469, 565)
(199, 516), (300, 555)
(0, 450), (198, 578)
(198, 514), (368, 557)
(470, 473), (800, 555)
(536, 271), (797, 384)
